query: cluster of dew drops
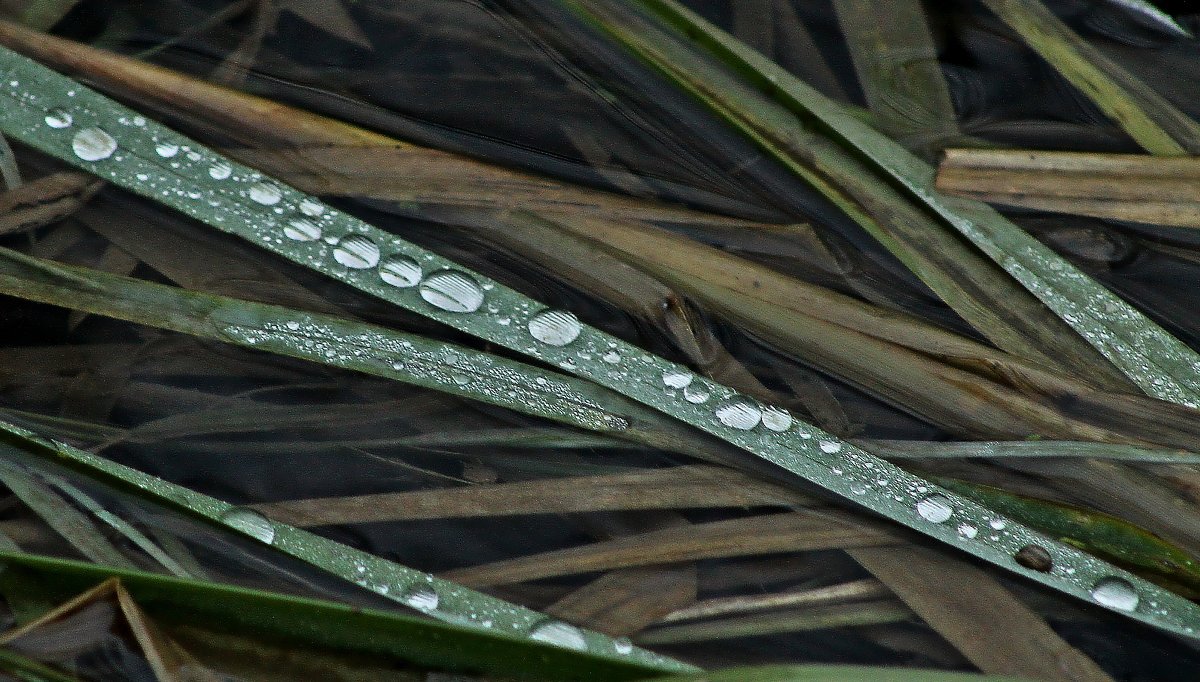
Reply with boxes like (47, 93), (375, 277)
(52, 108), (1147, 630)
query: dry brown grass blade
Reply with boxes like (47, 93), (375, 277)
(441, 511), (900, 587)
(251, 465), (809, 527)
(545, 565), (697, 636)
(0, 578), (219, 682)
(635, 600), (913, 645)
(659, 577), (888, 623)
(849, 545), (1113, 681)
(547, 215), (1200, 447)
(0, 20), (775, 230)
(0, 171), (101, 236)
(937, 148), (1200, 227)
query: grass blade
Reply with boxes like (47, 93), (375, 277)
(631, 0), (1200, 408)
(0, 36), (1196, 642)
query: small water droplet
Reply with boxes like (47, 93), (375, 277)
(401, 585), (439, 612)
(818, 440), (842, 454)
(72, 128), (117, 161)
(299, 197), (325, 216)
(850, 481), (868, 495)
(451, 373), (471, 386)
(333, 235), (380, 269)
(989, 519), (1007, 530)
(1091, 577), (1139, 611)
(155, 141), (179, 157)
(379, 254), (422, 288)
(44, 108), (72, 128)
(420, 270), (484, 313)
(715, 396), (761, 430)
(761, 406), (792, 432)
(529, 621), (587, 651)
(957, 523), (978, 539)
(1014, 544), (1053, 572)
(683, 384), (710, 404)
(209, 161), (232, 180)
(285, 320), (300, 331)
(602, 350), (621, 364)
(219, 507), (275, 544)
(283, 217), (322, 242)
(916, 494), (954, 523)
(528, 309), (582, 346)
(248, 182), (282, 205)
(662, 370), (693, 389)
(614, 637), (633, 655)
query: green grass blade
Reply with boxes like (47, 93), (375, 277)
(0, 548), (682, 681)
(982, 0), (1200, 156)
(631, 0), (1200, 408)
(638, 665), (1030, 681)
(0, 430), (692, 672)
(0, 41), (1197, 641)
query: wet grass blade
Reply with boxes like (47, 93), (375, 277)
(936, 148), (1200, 227)
(0, 428), (693, 672)
(981, 0), (1200, 156)
(1, 38), (1198, 642)
(0, 549), (688, 680)
(629, 0), (1200, 408)
(865, 439), (1200, 464)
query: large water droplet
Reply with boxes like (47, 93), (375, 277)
(72, 128), (117, 161)
(662, 370), (692, 389)
(419, 270), (484, 313)
(1091, 577), (1139, 611)
(683, 384), (710, 404)
(44, 108), (72, 128)
(333, 235), (380, 269)
(818, 440), (842, 454)
(379, 254), (422, 288)
(155, 141), (179, 157)
(283, 217), (321, 242)
(761, 406), (792, 432)
(219, 507), (275, 544)
(714, 396), (761, 430)
(209, 161), (232, 180)
(401, 585), (439, 612)
(916, 494), (954, 523)
(528, 309), (581, 346)
(248, 182), (282, 205)
(529, 621), (587, 651)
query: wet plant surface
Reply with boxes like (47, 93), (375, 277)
(0, 1), (1198, 680)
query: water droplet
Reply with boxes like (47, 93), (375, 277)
(916, 494), (954, 523)
(529, 621), (587, 651)
(1091, 577), (1139, 611)
(957, 523), (978, 539)
(401, 585), (439, 612)
(209, 161), (232, 180)
(850, 481), (868, 495)
(683, 384), (710, 404)
(1014, 544), (1053, 572)
(420, 270), (484, 313)
(248, 182), (282, 205)
(44, 108), (72, 128)
(299, 197), (325, 216)
(155, 141), (179, 157)
(761, 406), (792, 432)
(333, 235), (380, 269)
(714, 396), (761, 430)
(528, 309), (582, 346)
(451, 373), (471, 386)
(662, 370), (693, 389)
(283, 217), (321, 242)
(72, 128), (117, 161)
(379, 254), (422, 288)
(818, 440), (842, 454)
(602, 350), (621, 364)
(219, 507), (275, 544)
(614, 637), (633, 655)
(989, 519), (1007, 530)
